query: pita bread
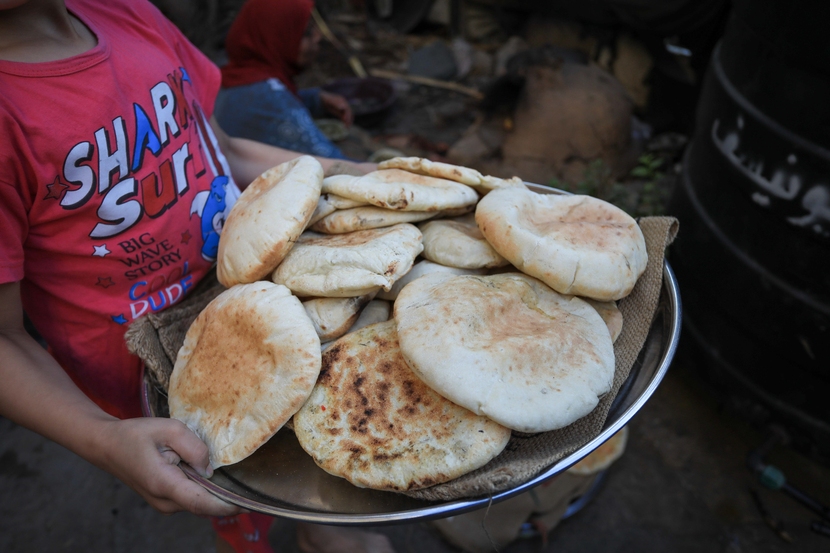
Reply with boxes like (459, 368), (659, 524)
(321, 169), (479, 212)
(438, 204), (477, 218)
(472, 174), (527, 196)
(418, 213), (509, 269)
(321, 193), (368, 210)
(303, 293), (376, 341)
(310, 206), (438, 234)
(582, 297), (624, 343)
(321, 298), (393, 352)
(168, 282), (321, 468)
(293, 320), (511, 491)
(377, 157), (484, 187)
(217, 156), (323, 287)
(394, 272), (615, 433)
(475, 187), (648, 301)
(308, 193), (368, 227)
(350, 299), (392, 332)
(272, 223), (423, 298)
(377, 260), (486, 301)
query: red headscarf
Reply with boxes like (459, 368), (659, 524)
(220, 0), (315, 95)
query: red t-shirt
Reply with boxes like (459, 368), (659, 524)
(0, 0), (240, 419)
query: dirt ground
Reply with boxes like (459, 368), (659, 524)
(3, 359), (830, 553)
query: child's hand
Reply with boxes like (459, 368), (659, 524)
(96, 417), (241, 516)
(320, 91), (354, 127)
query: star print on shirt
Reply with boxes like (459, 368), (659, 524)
(93, 244), (111, 257)
(44, 176), (70, 201)
(96, 276), (115, 288)
(111, 314), (128, 325)
(181, 230), (192, 245)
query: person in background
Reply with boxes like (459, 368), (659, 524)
(214, 0), (353, 160)
(0, 0), (391, 552)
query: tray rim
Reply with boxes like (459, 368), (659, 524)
(142, 184), (682, 525)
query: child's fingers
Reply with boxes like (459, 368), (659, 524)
(173, 473), (241, 517)
(151, 460), (241, 516)
(147, 422), (237, 516)
(98, 418), (239, 516)
(159, 419), (213, 478)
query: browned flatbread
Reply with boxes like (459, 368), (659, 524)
(418, 213), (509, 269)
(476, 187), (647, 300)
(310, 206), (438, 234)
(271, 224), (423, 298)
(322, 169), (479, 212)
(293, 320), (511, 491)
(394, 272), (615, 433)
(217, 156), (323, 287)
(303, 293), (376, 341)
(168, 282), (321, 468)
(377, 157), (484, 186)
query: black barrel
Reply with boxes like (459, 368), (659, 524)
(667, 0), (830, 462)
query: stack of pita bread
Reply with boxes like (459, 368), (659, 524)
(166, 154), (648, 492)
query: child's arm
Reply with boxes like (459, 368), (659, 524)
(210, 116), (376, 188)
(0, 281), (240, 517)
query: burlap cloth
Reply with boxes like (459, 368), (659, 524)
(125, 216), (678, 502)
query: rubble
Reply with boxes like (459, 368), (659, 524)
(151, 0), (691, 216)
(407, 41), (458, 80)
(498, 62), (637, 185)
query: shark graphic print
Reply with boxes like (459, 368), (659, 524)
(37, 67), (239, 325)
(0, 0), (243, 418)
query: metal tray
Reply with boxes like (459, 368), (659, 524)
(143, 185), (682, 525)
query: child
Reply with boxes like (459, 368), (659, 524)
(0, 1), (390, 552)
(214, 0), (354, 159)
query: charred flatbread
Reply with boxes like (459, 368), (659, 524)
(293, 320), (511, 491)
